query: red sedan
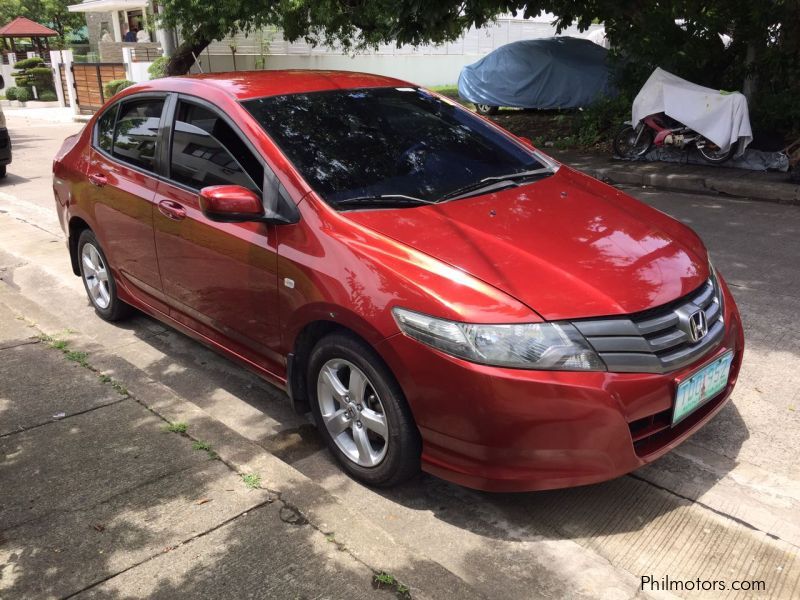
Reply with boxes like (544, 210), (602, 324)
(52, 71), (744, 492)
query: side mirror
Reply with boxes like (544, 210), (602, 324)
(199, 185), (264, 222)
(0, 75), (5, 89)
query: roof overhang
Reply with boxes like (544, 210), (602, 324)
(68, 0), (149, 13)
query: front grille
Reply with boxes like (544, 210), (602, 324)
(572, 278), (724, 373)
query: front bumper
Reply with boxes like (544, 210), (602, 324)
(0, 127), (11, 165)
(376, 280), (744, 492)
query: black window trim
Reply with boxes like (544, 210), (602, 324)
(91, 91), (172, 177)
(164, 93), (264, 195)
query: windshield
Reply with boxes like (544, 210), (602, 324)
(242, 87), (551, 208)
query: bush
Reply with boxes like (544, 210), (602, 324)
(38, 91), (57, 102)
(4, 87), (18, 101)
(103, 79), (135, 97)
(573, 94), (633, 147)
(148, 56), (168, 79)
(12, 57), (44, 69)
(15, 87), (31, 102)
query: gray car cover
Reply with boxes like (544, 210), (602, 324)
(458, 37), (615, 109)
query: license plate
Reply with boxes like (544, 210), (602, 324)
(673, 351), (734, 426)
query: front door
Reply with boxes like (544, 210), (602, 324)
(88, 96), (168, 312)
(153, 99), (282, 371)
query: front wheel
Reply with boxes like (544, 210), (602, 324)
(475, 103), (499, 115)
(696, 138), (736, 164)
(308, 332), (421, 487)
(613, 123), (653, 159)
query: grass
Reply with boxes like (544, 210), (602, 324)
(64, 350), (89, 367)
(97, 373), (129, 396)
(241, 473), (261, 489)
(164, 422), (188, 434)
(192, 440), (219, 459)
(372, 572), (411, 598)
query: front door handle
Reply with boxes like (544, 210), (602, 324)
(158, 200), (186, 221)
(88, 173), (107, 187)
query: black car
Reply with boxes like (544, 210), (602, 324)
(0, 78), (11, 178)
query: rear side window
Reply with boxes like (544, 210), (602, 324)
(96, 106), (116, 153)
(111, 98), (165, 171)
(169, 102), (262, 193)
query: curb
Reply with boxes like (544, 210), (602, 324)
(580, 164), (800, 206)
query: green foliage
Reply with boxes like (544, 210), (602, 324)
(0, 0), (85, 40)
(573, 94), (632, 147)
(4, 87), (18, 101)
(147, 56), (169, 79)
(164, 421), (188, 434)
(241, 473), (261, 489)
(38, 90), (58, 101)
(103, 79), (135, 97)
(14, 87), (31, 103)
(12, 57), (45, 70)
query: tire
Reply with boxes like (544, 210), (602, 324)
(77, 229), (133, 322)
(613, 123), (653, 159)
(308, 332), (421, 487)
(475, 103), (499, 115)
(696, 138), (736, 164)
(0, 165), (6, 178)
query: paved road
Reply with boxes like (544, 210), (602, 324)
(1, 110), (799, 599)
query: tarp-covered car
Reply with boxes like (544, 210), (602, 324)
(458, 37), (615, 114)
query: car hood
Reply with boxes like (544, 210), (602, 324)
(345, 167), (709, 320)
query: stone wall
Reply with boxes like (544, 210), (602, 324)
(99, 42), (161, 63)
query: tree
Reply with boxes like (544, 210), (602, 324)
(0, 0), (84, 39)
(158, 0), (799, 134)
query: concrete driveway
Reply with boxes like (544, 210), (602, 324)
(1, 109), (798, 599)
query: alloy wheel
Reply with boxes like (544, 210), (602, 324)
(316, 358), (389, 467)
(81, 243), (111, 309)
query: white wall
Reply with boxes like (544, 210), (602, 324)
(193, 53), (484, 87)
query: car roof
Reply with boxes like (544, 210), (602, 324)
(142, 70), (414, 100)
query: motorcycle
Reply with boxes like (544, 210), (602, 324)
(613, 113), (737, 164)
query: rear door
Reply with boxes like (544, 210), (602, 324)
(88, 94), (169, 311)
(152, 97), (283, 371)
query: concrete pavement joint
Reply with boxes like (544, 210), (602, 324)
(0, 395), (130, 440)
(0, 338), (40, 351)
(629, 473), (800, 552)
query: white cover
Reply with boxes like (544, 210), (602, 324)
(632, 68), (752, 156)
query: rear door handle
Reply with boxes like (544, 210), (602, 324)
(158, 200), (186, 221)
(88, 173), (107, 187)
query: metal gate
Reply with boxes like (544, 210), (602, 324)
(71, 62), (126, 114)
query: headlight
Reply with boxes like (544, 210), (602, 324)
(392, 307), (605, 371)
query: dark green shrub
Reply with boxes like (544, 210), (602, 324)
(38, 90), (58, 102)
(15, 87), (31, 102)
(12, 57), (45, 69)
(148, 56), (168, 79)
(103, 79), (135, 97)
(4, 87), (18, 101)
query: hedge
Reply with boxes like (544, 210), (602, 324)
(103, 79), (135, 98)
(15, 88), (31, 102)
(12, 57), (44, 69)
(4, 87), (18, 100)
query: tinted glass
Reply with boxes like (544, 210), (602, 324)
(243, 87), (544, 206)
(112, 99), (164, 171)
(170, 102), (262, 192)
(96, 105), (116, 153)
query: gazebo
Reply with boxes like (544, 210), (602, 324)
(0, 17), (59, 64)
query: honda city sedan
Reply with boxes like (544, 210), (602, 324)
(52, 71), (744, 492)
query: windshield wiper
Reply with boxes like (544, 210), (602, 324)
(441, 167), (554, 201)
(334, 194), (438, 210)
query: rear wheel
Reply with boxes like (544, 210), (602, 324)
(0, 165), (6, 178)
(696, 138), (736, 163)
(475, 103), (499, 115)
(308, 332), (421, 487)
(613, 123), (653, 159)
(77, 230), (133, 321)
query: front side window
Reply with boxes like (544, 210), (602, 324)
(111, 98), (164, 171)
(169, 102), (262, 193)
(243, 87), (547, 208)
